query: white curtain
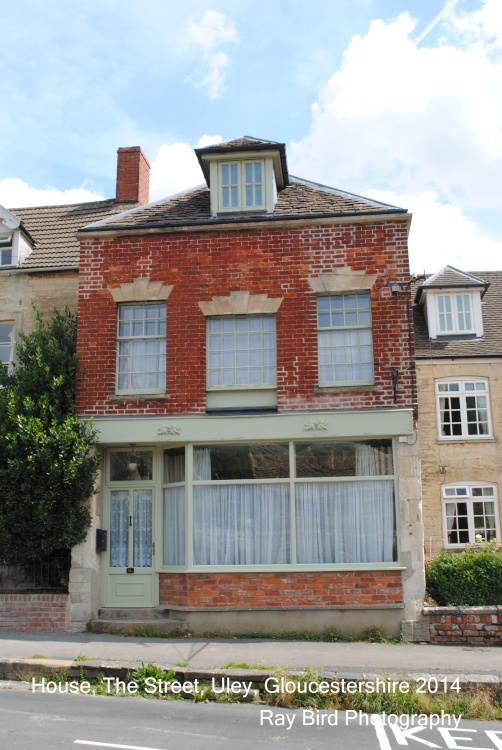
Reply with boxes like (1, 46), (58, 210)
(295, 480), (394, 563)
(193, 483), (290, 565)
(355, 443), (393, 475)
(193, 447), (211, 480)
(164, 487), (185, 565)
(110, 491), (129, 567)
(133, 489), (152, 567)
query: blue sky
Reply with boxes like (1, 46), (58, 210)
(0, 0), (501, 273)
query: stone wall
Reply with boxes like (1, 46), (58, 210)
(416, 360), (502, 556)
(425, 606), (502, 644)
(0, 593), (70, 632)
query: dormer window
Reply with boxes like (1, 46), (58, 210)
(220, 161), (264, 211)
(436, 293), (474, 334)
(195, 137), (289, 218)
(0, 236), (13, 266)
(415, 266), (488, 341)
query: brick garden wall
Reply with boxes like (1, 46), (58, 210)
(425, 606), (502, 644)
(76, 220), (415, 416)
(0, 593), (70, 632)
(159, 571), (403, 609)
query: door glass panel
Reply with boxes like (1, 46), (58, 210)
(110, 451), (153, 481)
(133, 489), (153, 567)
(110, 491), (129, 567)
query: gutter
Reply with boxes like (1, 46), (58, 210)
(0, 265), (79, 275)
(77, 210), (411, 239)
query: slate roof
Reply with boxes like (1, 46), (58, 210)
(413, 271), (502, 359)
(11, 199), (140, 270)
(414, 265), (489, 302)
(80, 176), (407, 233)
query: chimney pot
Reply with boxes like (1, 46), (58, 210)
(116, 147), (150, 205)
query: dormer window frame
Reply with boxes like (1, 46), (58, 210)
(219, 159), (266, 212)
(0, 234), (13, 267)
(204, 150), (281, 217)
(424, 289), (484, 339)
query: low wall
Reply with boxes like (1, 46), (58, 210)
(424, 606), (502, 644)
(0, 593), (70, 632)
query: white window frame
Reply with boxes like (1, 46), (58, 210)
(441, 483), (499, 548)
(0, 235), (13, 266)
(0, 321), (15, 370)
(425, 291), (483, 339)
(207, 314), (276, 392)
(436, 293), (474, 334)
(317, 292), (374, 387)
(218, 160), (265, 212)
(116, 302), (166, 395)
(436, 378), (492, 440)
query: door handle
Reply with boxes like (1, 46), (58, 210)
(129, 515), (132, 527)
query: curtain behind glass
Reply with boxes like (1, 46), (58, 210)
(133, 489), (152, 567)
(296, 480), (394, 563)
(193, 483), (290, 565)
(164, 487), (185, 565)
(110, 491), (129, 567)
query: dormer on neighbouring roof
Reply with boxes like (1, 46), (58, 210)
(415, 265), (489, 340)
(0, 205), (34, 268)
(195, 136), (289, 217)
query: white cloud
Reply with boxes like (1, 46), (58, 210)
(289, 1), (502, 272)
(0, 178), (103, 209)
(149, 135), (222, 201)
(186, 9), (238, 51)
(368, 188), (502, 274)
(199, 51), (231, 99)
(185, 10), (238, 98)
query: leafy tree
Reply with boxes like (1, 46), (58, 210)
(0, 308), (99, 566)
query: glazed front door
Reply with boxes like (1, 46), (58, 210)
(105, 488), (155, 606)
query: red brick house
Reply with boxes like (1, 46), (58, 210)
(75, 137), (425, 638)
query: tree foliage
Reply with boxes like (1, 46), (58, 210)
(0, 308), (99, 565)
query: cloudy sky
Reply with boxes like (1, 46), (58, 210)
(0, 0), (500, 274)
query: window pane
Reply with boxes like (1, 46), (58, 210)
(163, 447), (185, 484)
(164, 487), (185, 565)
(207, 315), (276, 389)
(317, 293), (373, 384)
(193, 443), (289, 480)
(193, 484), (290, 565)
(295, 440), (393, 478)
(296, 480), (395, 563)
(109, 451), (153, 481)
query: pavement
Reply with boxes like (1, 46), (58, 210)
(0, 630), (500, 685)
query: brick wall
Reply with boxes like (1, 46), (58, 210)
(425, 606), (502, 644)
(0, 593), (70, 632)
(77, 220), (414, 416)
(159, 571), (403, 608)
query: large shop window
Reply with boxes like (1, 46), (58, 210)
(317, 293), (374, 386)
(116, 302), (166, 394)
(163, 439), (396, 568)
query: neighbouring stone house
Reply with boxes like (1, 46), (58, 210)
(74, 136), (425, 638)
(414, 266), (502, 555)
(0, 147), (150, 371)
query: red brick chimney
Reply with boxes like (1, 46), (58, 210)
(115, 147), (150, 205)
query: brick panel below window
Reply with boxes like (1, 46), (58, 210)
(159, 571), (403, 608)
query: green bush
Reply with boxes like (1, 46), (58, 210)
(426, 541), (502, 606)
(0, 308), (99, 566)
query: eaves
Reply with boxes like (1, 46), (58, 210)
(76, 209), (411, 239)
